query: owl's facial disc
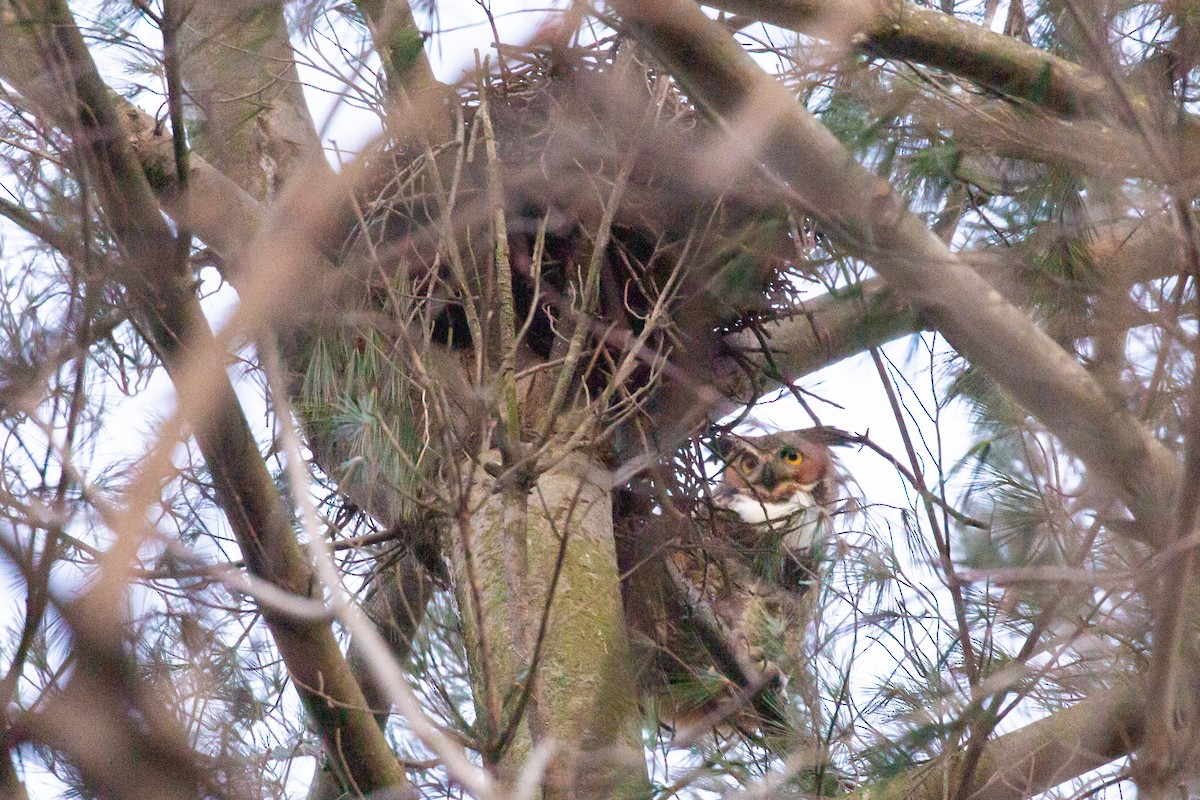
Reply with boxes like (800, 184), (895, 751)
(717, 432), (833, 512)
(751, 447), (824, 502)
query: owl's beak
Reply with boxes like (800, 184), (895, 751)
(759, 462), (779, 490)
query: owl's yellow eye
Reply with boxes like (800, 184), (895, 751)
(780, 446), (803, 465)
(737, 454), (758, 473)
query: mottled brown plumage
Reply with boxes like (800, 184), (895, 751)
(617, 429), (842, 741)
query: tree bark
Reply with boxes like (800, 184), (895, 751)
(453, 448), (650, 798)
(178, 0), (325, 201)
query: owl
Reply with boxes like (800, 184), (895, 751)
(712, 430), (837, 593)
(616, 429), (842, 740)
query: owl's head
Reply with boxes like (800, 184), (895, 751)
(716, 430), (835, 506)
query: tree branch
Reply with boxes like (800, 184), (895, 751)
(701, 0), (1115, 120)
(177, 0), (324, 201)
(353, 0), (454, 138)
(723, 213), (1182, 388)
(861, 683), (1144, 800)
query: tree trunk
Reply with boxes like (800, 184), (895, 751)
(453, 446), (650, 798)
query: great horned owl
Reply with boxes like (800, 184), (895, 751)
(713, 430), (837, 594)
(617, 429), (842, 738)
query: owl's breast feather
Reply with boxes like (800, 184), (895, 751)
(718, 492), (830, 550)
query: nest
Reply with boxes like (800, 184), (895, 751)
(337, 39), (799, 406)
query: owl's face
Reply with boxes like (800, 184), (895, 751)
(716, 431), (834, 506)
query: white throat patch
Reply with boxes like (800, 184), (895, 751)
(720, 491), (829, 550)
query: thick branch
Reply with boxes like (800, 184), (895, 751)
(710, 1), (1200, 190)
(703, 0), (1115, 119)
(118, 97), (264, 262)
(723, 277), (916, 398)
(178, 0), (324, 201)
(857, 684), (1143, 800)
(353, 0), (455, 138)
(724, 214), (1182, 390)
